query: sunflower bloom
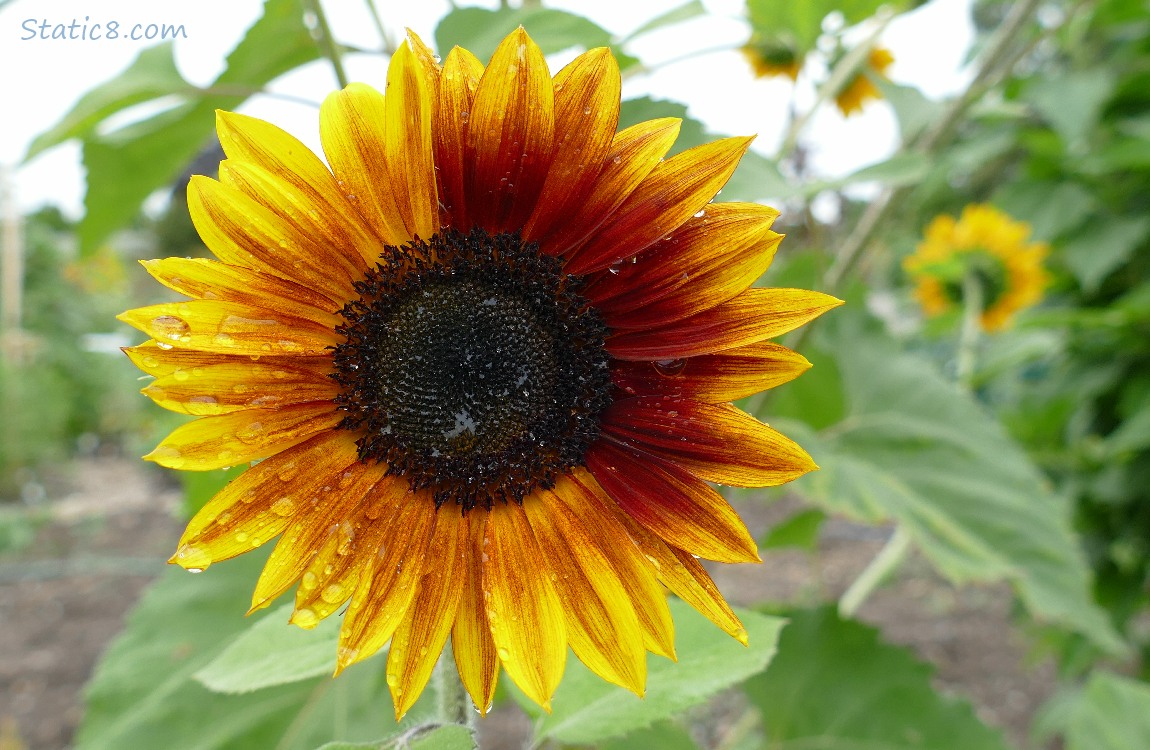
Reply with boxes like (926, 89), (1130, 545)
(119, 28), (841, 719)
(743, 38), (803, 81)
(904, 204), (1048, 332)
(834, 46), (894, 117)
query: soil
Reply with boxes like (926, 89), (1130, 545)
(0, 459), (1056, 750)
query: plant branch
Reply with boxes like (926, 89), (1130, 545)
(955, 270), (983, 390)
(838, 525), (911, 617)
(304, 0), (349, 88)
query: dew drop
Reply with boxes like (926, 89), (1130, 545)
(271, 497), (295, 516)
(321, 583), (345, 603)
(293, 607), (319, 629)
(186, 568), (204, 574)
(694, 209), (706, 218)
(237, 421), (264, 442)
(302, 571), (318, 590)
(582, 104), (592, 115)
(174, 543), (211, 570)
(235, 531), (249, 543)
(152, 315), (189, 341)
(213, 333), (234, 346)
(497, 648), (510, 661)
(142, 355), (160, 367)
(653, 358), (687, 376)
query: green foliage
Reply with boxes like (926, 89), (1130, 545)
(1063, 672), (1150, 750)
(510, 600), (784, 746)
(760, 509), (826, 551)
(312, 726), (476, 750)
(775, 319), (1123, 653)
(745, 607), (1012, 749)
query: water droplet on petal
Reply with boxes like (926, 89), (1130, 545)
(152, 315), (189, 341)
(271, 497), (295, 516)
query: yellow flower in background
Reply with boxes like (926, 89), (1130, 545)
(743, 38), (803, 81)
(904, 204), (1049, 332)
(834, 46), (894, 117)
(118, 28), (841, 719)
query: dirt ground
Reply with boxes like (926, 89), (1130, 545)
(0, 458), (1056, 750)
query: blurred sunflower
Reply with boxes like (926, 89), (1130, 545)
(904, 204), (1048, 332)
(743, 37), (803, 81)
(119, 28), (841, 719)
(835, 46), (894, 116)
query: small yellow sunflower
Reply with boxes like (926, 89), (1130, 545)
(904, 204), (1049, 332)
(119, 28), (841, 719)
(834, 46), (894, 117)
(742, 38), (803, 81)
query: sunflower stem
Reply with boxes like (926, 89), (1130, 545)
(362, 0), (397, 55)
(434, 645), (475, 730)
(838, 525), (911, 618)
(304, 0), (349, 89)
(955, 269), (983, 391)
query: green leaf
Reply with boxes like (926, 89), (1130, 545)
(24, 43), (189, 161)
(76, 553), (437, 750)
(74, 0), (320, 253)
(787, 323), (1125, 653)
(622, 1), (707, 43)
(435, 6), (613, 63)
(760, 509), (826, 550)
(195, 603), (341, 693)
(1027, 69), (1116, 146)
(618, 97), (708, 156)
(745, 607), (1012, 749)
(875, 79), (945, 145)
(745, 0), (825, 53)
(994, 181), (1097, 242)
(313, 725), (477, 750)
(1061, 216), (1150, 293)
(601, 721), (700, 750)
(840, 152), (932, 188)
(516, 600), (784, 746)
(1063, 672), (1150, 750)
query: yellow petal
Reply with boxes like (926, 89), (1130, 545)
(482, 501), (566, 711)
(387, 508), (468, 719)
(170, 430), (359, 569)
(384, 42), (439, 240)
(467, 27), (555, 232)
(525, 486), (646, 696)
(145, 402), (342, 471)
(336, 496), (435, 673)
(140, 258), (340, 328)
(566, 136), (754, 275)
(123, 342), (330, 380)
(320, 83), (411, 246)
(118, 300), (340, 357)
(452, 514), (500, 715)
(141, 359), (336, 416)
(523, 47), (620, 243)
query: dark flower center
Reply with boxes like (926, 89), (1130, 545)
(332, 228), (613, 512)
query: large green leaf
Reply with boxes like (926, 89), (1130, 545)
(195, 603), (341, 693)
(1027, 69), (1116, 146)
(24, 43), (189, 160)
(747, 0), (906, 54)
(1061, 216), (1150, 293)
(620, 1), (707, 43)
(435, 6), (615, 64)
(76, 553), (437, 750)
(511, 600), (785, 746)
(70, 0), (320, 252)
(783, 323), (1125, 653)
(745, 607), (1012, 749)
(1063, 672), (1150, 750)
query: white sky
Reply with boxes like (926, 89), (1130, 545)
(0, 0), (974, 218)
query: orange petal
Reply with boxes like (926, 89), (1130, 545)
(564, 137), (754, 275)
(523, 48), (620, 244)
(607, 288), (843, 361)
(467, 28), (555, 232)
(387, 508), (468, 719)
(602, 398), (816, 488)
(320, 83), (411, 246)
(336, 496), (436, 672)
(123, 342), (330, 380)
(218, 160), (381, 271)
(384, 42), (439, 241)
(404, 29), (442, 88)
(145, 402), (343, 471)
(140, 258), (340, 328)
(250, 458), (383, 611)
(169, 430), (359, 570)
(292, 475), (409, 625)
(186, 175), (357, 303)
(434, 47), (484, 230)
(525, 485), (647, 695)
(142, 359), (336, 416)
(551, 471), (676, 659)
(611, 341), (811, 403)
(586, 440), (759, 563)
(589, 203), (781, 328)
(541, 118), (680, 257)
(452, 514), (500, 715)
(118, 300), (340, 356)
(569, 469), (746, 644)
(482, 501), (566, 711)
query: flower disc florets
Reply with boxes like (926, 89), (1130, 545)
(332, 228), (612, 511)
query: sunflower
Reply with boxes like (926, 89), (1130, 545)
(119, 28), (841, 719)
(742, 38), (803, 81)
(904, 203), (1048, 332)
(834, 46), (894, 117)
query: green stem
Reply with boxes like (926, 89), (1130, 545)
(434, 645), (475, 729)
(362, 0), (396, 55)
(838, 526), (911, 618)
(955, 270), (983, 391)
(304, 0), (349, 88)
